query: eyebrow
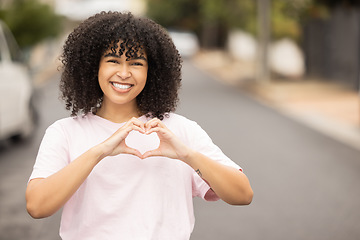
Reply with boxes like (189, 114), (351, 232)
(104, 53), (147, 61)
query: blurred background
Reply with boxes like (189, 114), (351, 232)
(0, 0), (359, 239)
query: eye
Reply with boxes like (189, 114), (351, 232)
(107, 59), (118, 64)
(131, 62), (144, 66)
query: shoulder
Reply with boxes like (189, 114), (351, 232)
(42, 114), (101, 149)
(162, 113), (199, 130)
(47, 114), (96, 133)
(162, 113), (206, 144)
(162, 113), (196, 125)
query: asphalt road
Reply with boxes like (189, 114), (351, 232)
(0, 60), (359, 240)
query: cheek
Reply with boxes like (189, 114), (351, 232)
(137, 69), (148, 87)
(97, 74), (109, 94)
(97, 67), (110, 84)
(97, 74), (105, 88)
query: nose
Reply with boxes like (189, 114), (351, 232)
(116, 65), (131, 79)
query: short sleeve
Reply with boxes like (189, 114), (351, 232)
(29, 121), (69, 182)
(189, 121), (241, 170)
(187, 120), (242, 201)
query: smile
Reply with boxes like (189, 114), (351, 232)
(111, 82), (133, 90)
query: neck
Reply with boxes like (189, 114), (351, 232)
(96, 100), (141, 123)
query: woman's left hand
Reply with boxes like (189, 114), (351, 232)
(142, 118), (193, 161)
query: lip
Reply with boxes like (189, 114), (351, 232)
(110, 81), (134, 93)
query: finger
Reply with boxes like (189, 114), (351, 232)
(123, 146), (143, 159)
(116, 125), (141, 140)
(123, 120), (145, 134)
(126, 117), (146, 131)
(145, 122), (169, 135)
(130, 125), (146, 134)
(144, 118), (161, 132)
(133, 122), (146, 133)
(142, 149), (162, 159)
(145, 126), (163, 135)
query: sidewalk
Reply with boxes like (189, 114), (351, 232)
(192, 50), (360, 151)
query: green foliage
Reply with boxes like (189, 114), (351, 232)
(147, 0), (256, 33)
(199, 0), (257, 35)
(147, 0), (201, 32)
(147, 0), (347, 44)
(0, 0), (63, 48)
(147, 0), (256, 48)
(271, 0), (313, 41)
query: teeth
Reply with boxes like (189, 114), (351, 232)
(112, 82), (131, 89)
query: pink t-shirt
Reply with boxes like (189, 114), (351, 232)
(29, 113), (241, 240)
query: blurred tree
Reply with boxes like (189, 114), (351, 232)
(0, 0), (63, 49)
(199, 0), (256, 48)
(147, 0), (341, 47)
(146, 0), (201, 32)
(199, 0), (230, 48)
(271, 0), (313, 42)
(199, 0), (256, 33)
(147, 0), (256, 49)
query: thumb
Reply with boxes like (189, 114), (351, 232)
(142, 148), (162, 159)
(122, 145), (143, 159)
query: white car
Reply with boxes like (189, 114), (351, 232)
(0, 20), (36, 141)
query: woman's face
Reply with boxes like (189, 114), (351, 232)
(98, 44), (148, 112)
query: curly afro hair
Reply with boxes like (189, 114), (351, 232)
(60, 11), (182, 120)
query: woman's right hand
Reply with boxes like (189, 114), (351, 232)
(99, 117), (145, 159)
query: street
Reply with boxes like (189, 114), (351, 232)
(1, 60), (360, 240)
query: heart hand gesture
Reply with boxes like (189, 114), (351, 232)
(142, 118), (192, 161)
(100, 117), (145, 159)
(100, 117), (191, 161)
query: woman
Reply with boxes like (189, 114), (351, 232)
(26, 11), (253, 240)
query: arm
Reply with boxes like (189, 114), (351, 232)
(26, 117), (145, 219)
(26, 146), (104, 218)
(143, 118), (253, 205)
(184, 151), (253, 205)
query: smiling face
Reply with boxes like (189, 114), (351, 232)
(97, 42), (148, 118)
